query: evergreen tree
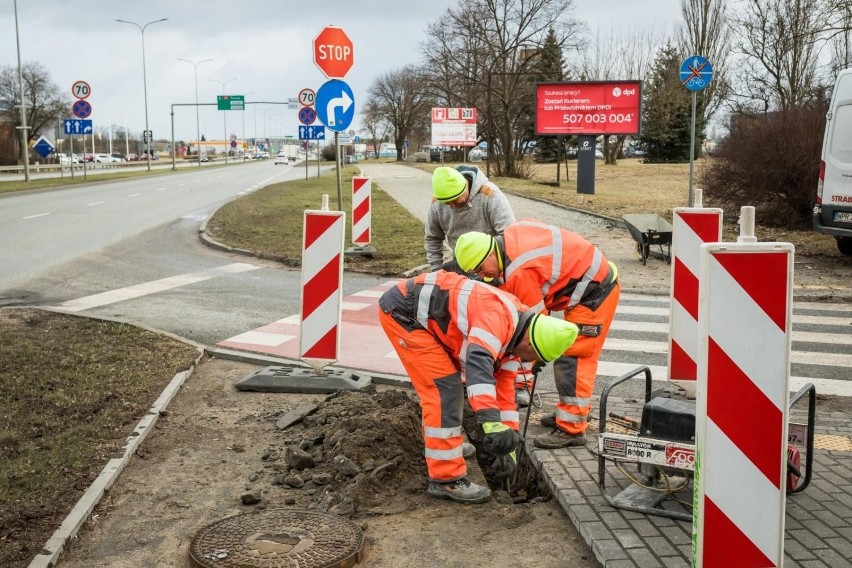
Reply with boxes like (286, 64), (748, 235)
(531, 28), (565, 162)
(640, 44), (695, 163)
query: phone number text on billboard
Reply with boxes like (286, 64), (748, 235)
(535, 81), (642, 136)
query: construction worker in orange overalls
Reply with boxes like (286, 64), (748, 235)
(378, 270), (579, 503)
(453, 219), (620, 449)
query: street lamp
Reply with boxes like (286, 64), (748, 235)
(210, 78), (236, 164)
(13, 0), (30, 182)
(178, 57), (212, 166)
(116, 17), (168, 172)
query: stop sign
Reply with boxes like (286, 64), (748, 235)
(313, 26), (354, 79)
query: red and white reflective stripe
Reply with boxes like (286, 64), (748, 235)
(668, 208), (722, 396)
(351, 176), (371, 245)
(300, 210), (345, 366)
(693, 243), (793, 568)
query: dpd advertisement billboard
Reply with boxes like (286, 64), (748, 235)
(535, 81), (642, 136)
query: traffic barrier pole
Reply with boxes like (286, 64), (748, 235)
(351, 176), (371, 245)
(693, 206), (793, 567)
(668, 192), (723, 397)
(300, 194), (345, 373)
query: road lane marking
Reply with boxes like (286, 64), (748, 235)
(87, 201), (106, 206)
(157, 187), (166, 191)
(49, 262), (262, 312)
(128, 193), (141, 198)
(23, 212), (51, 220)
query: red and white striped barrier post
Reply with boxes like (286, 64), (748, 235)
(351, 176), (371, 246)
(669, 189), (723, 397)
(300, 194), (345, 373)
(693, 206), (793, 568)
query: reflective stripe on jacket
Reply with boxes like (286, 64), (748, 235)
(378, 270), (525, 420)
(498, 220), (613, 313)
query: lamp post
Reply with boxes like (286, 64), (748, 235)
(178, 57), (212, 167)
(116, 17), (168, 172)
(13, 0), (30, 182)
(210, 78), (236, 164)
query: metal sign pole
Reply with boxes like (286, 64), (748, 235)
(688, 91), (697, 207)
(335, 132), (342, 211)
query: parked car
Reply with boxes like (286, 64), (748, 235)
(124, 153), (139, 161)
(72, 154), (84, 164)
(110, 153), (125, 162)
(274, 153), (289, 165)
(199, 154), (209, 163)
(468, 148), (486, 161)
(140, 151), (159, 161)
(344, 154), (358, 164)
(94, 153), (113, 164)
(814, 66), (852, 256)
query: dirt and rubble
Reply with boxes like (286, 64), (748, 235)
(55, 358), (597, 568)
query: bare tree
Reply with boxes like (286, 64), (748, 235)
(568, 25), (666, 164)
(0, 62), (68, 164)
(732, 0), (826, 111)
(421, 0), (581, 177)
(678, 0), (732, 122)
(360, 100), (393, 159)
(366, 66), (434, 161)
(827, 3), (852, 75)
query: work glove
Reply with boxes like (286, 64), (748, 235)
(531, 360), (545, 375)
(482, 422), (521, 456)
(492, 450), (517, 480)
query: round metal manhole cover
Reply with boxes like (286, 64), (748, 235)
(189, 509), (364, 568)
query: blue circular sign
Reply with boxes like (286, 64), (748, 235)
(72, 99), (92, 119)
(298, 106), (317, 125)
(315, 79), (355, 132)
(680, 56), (713, 91)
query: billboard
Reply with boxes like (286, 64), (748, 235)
(535, 81), (642, 136)
(431, 107), (478, 147)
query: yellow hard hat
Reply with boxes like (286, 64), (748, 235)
(454, 232), (494, 272)
(529, 315), (579, 362)
(432, 167), (467, 202)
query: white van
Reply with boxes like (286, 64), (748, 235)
(814, 67), (852, 255)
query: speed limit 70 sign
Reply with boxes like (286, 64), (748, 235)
(72, 80), (91, 100)
(298, 88), (316, 107)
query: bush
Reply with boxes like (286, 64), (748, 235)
(703, 97), (829, 228)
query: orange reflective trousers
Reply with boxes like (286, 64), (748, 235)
(553, 282), (621, 435)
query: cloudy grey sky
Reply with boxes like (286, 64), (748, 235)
(1, 0), (681, 143)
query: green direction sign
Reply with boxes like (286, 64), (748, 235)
(217, 95), (245, 111)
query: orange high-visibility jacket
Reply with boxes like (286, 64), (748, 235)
(379, 270), (532, 421)
(497, 220), (613, 313)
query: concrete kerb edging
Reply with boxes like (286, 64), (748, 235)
(27, 346), (205, 568)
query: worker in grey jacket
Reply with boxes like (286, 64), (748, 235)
(426, 166), (532, 408)
(426, 165), (516, 272)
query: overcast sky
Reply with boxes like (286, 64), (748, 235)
(1, 0), (682, 144)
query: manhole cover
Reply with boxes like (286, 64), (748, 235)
(189, 509), (364, 568)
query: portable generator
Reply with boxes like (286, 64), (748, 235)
(596, 366), (815, 521)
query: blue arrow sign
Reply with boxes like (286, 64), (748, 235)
(63, 118), (93, 135)
(315, 79), (355, 133)
(680, 56), (713, 91)
(33, 135), (54, 158)
(299, 125), (326, 140)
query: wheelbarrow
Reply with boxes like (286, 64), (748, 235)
(622, 214), (673, 265)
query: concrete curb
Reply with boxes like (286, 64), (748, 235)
(27, 348), (205, 568)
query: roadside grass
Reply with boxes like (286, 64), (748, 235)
(408, 158), (839, 257)
(206, 165), (428, 275)
(0, 161), (239, 195)
(0, 309), (199, 568)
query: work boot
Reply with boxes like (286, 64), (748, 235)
(462, 442), (476, 458)
(516, 389), (531, 408)
(533, 428), (586, 449)
(427, 477), (492, 504)
(539, 412), (556, 428)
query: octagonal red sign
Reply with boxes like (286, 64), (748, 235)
(313, 26), (354, 79)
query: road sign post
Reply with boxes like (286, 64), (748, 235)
(680, 56), (713, 207)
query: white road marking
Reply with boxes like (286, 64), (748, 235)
(157, 187), (166, 191)
(87, 201), (106, 206)
(23, 212), (50, 220)
(341, 301), (372, 311)
(49, 262), (262, 312)
(227, 331), (295, 346)
(351, 290), (385, 298)
(128, 193), (141, 198)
